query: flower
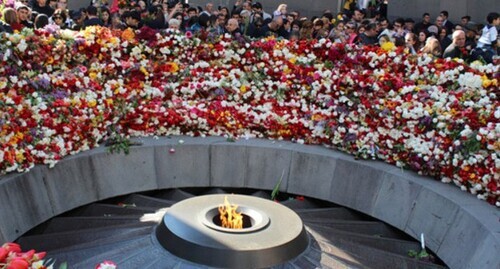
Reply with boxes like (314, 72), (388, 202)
(96, 260), (117, 269)
(0, 26), (498, 207)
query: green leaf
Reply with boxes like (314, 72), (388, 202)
(271, 169), (285, 200)
(58, 262), (68, 269)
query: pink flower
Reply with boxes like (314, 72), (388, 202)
(96, 260), (117, 269)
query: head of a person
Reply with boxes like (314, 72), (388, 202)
(418, 30), (428, 42)
(291, 20), (301, 32)
(486, 12), (500, 25)
(2, 8), (18, 25)
(393, 18), (404, 31)
(461, 15), (470, 25)
(435, 15), (444, 27)
(439, 10), (449, 20)
(52, 8), (67, 25)
(345, 22), (356, 33)
(100, 7), (110, 23)
(364, 22), (377, 37)
(422, 12), (430, 23)
(86, 5), (98, 17)
(205, 2), (213, 12)
(225, 18), (239, 32)
(16, 5), (31, 22)
(37, 0), (48, 7)
(168, 18), (180, 30)
(35, 13), (49, 29)
(57, 0), (68, 10)
(452, 30), (466, 47)
(378, 18), (389, 30)
(404, 18), (414, 30)
(242, 1), (252, 11)
(276, 4), (287, 14)
(378, 34), (390, 45)
(187, 7), (197, 18)
(405, 32), (417, 46)
(353, 9), (364, 22)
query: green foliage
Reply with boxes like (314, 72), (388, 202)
(271, 169), (285, 200)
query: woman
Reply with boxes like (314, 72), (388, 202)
(420, 36), (442, 58)
(273, 4), (287, 18)
(51, 8), (67, 29)
(417, 30), (429, 51)
(100, 7), (111, 27)
(2, 8), (22, 32)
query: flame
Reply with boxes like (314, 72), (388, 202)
(218, 196), (243, 229)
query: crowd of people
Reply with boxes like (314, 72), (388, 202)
(0, 0), (499, 62)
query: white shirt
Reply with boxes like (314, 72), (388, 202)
(477, 25), (498, 47)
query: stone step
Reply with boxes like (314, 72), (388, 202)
(303, 220), (408, 240)
(69, 236), (155, 269)
(153, 189), (195, 202)
(17, 224), (153, 251)
(249, 190), (272, 199)
(312, 237), (446, 269)
(48, 235), (151, 267)
(306, 224), (421, 256)
(28, 216), (155, 234)
(281, 198), (322, 210)
(296, 207), (366, 221)
(67, 203), (158, 217)
(297, 243), (361, 269)
(119, 194), (175, 208)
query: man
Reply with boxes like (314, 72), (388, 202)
(439, 10), (454, 35)
(252, 2), (271, 21)
(225, 18), (241, 38)
(200, 2), (214, 16)
(414, 13), (431, 34)
(351, 9), (365, 25)
(358, 22), (379, 45)
(17, 4), (34, 28)
(32, 0), (54, 17)
(124, 10), (142, 29)
(83, 5), (103, 28)
(443, 30), (468, 60)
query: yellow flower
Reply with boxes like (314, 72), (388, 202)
(88, 99), (97, 107)
(89, 72), (97, 80)
(240, 85), (247, 93)
(381, 41), (395, 52)
(16, 150), (25, 163)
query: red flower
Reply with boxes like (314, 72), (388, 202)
(6, 258), (29, 269)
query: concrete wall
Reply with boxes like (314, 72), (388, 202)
(69, 0), (496, 25)
(386, 0), (497, 24)
(0, 136), (499, 269)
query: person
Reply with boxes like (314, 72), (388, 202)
(405, 32), (419, 54)
(416, 29), (429, 51)
(443, 30), (468, 60)
(83, 5), (103, 28)
(168, 18), (181, 31)
(51, 8), (67, 28)
(439, 10), (454, 35)
(34, 13), (49, 29)
(473, 12), (499, 63)
(2, 8), (21, 32)
(273, 4), (287, 19)
(438, 26), (452, 52)
(100, 7), (111, 27)
(225, 18), (240, 36)
(17, 4), (34, 29)
(32, 0), (55, 17)
(420, 36), (442, 57)
(358, 22), (378, 45)
(414, 12), (431, 34)
(123, 10), (142, 29)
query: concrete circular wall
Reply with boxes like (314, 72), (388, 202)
(0, 136), (498, 268)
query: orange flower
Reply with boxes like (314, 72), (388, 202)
(121, 28), (135, 43)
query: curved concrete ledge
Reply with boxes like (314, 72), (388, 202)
(0, 136), (498, 268)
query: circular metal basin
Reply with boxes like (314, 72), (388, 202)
(156, 194), (308, 268)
